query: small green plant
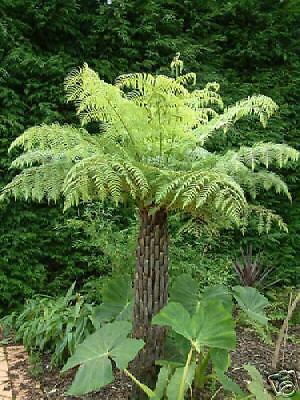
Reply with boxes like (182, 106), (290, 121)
(13, 283), (98, 367)
(0, 312), (17, 344)
(2, 275), (133, 369)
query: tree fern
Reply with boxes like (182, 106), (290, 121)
(2, 58), (298, 233)
(1, 56), (298, 389)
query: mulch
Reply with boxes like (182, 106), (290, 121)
(4, 326), (300, 399)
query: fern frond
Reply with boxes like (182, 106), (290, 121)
(176, 72), (196, 86)
(116, 73), (188, 96)
(9, 124), (92, 153)
(156, 171), (247, 225)
(188, 90), (223, 111)
(241, 171), (291, 200)
(63, 156), (149, 210)
(196, 95), (278, 143)
(65, 64), (143, 152)
(246, 205), (288, 233)
(115, 73), (155, 91)
(214, 151), (292, 200)
(10, 150), (58, 169)
(0, 161), (69, 203)
(3, 61), (296, 237)
(237, 142), (299, 170)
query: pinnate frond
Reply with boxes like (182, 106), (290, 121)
(156, 171), (247, 225)
(245, 205), (288, 233)
(176, 72), (196, 86)
(237, 142), (299, 170)
(65, 64), (142, 150)
(188, 83), (223, 111)
(10, 150), (58, 169)
(242, 171), (291, 200)
(115, 73), (188, 97)
(0, 161), (70, 203)
(2, 61), (296, 235)
(9, 124), (92, 153)
(215, 152), (292, 200)
(63, 157), (149, 209)
(196, 95), (278, 143)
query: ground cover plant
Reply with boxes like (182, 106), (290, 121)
(1, 55), (299, 397)
(2, 283), (98, 367)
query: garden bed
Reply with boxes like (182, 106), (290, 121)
(4, 326), (299, 399)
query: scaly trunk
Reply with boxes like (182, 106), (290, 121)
(132, 207), (168, 395)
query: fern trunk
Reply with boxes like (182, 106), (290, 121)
(132, 207), (168, 395)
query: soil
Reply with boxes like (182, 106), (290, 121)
(4, 326), (300, 400)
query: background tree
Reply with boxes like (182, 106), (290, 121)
(1, 59), (298, 387)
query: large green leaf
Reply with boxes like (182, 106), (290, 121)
(211, 348), (230, 373)
(202, 285), (233, 313)
(61, 321), (144, 395)
(233, 286), (268, 325)
(153, 300), (236, 351)
(152, 302), (193, 341)
(245, 364), (273, 400)
(154, 366), (172, 399)
(66, 357), (113, 396)
(191, 300), (236, 351)
(94, 276), (133, 323)
(157, 333), (190, 367)
(169, 274), (199, 314)
(166, 362), (196, 400)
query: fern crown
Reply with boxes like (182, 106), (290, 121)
(2, 58), (298, 232)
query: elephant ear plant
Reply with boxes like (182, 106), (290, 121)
(1, 54), (298, 385)
(62, 275), (272, 399)
(150, 274), (270, 398)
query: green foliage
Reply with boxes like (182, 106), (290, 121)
(153, 274), (269, 396)
(94, 275), (133, 323)
(1, 0), (299, 309)
(136, 283), (270, 399)
(153, 300), (236, 351)
(267, 288), (300, 325)
(27, 352), (44, 378)
(2, 61), (297, 237)
(232, 286), (269, 325)
(169, 274), (199, 314)
(12, 283), (98, 367)
(53, 273), (271, 398)
(169, 275), (269, 328)
(244, 364), (273, 400)
(62, 321), (144, 396)
(0, 201), (135, 315)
